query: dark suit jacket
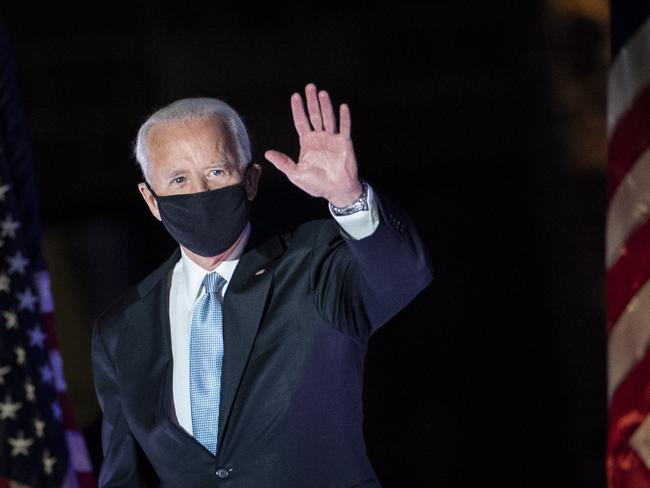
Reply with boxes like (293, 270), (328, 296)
(91, 190), (432, 487)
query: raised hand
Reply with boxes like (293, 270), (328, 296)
(264, 83), (363, 207)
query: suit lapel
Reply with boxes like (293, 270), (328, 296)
(142, 248), (222, 455)
(125, 246), (179, 369)
(118, 247), (204, 449)
(216, 230), (285, 453)
(126, 226), (286, 457)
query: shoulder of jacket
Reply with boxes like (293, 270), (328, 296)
(92, 283), (140, 340)
(93, 248), (179, 339)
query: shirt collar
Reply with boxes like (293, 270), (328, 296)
(178, 221), (251, 302)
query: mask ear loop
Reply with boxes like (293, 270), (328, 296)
(143, 179), (159, 198)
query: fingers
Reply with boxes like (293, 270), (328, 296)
(305, 83), (323, 131)
(319, 90), (336, 133)
(291, 93), (310, 136)
(264, 150), (297, 178)
(339, 103), (351, 139)
(291, 82), (350, 137)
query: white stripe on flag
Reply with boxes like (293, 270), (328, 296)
(49, 349), (68, 392)
(608, 16), (650, 136)
(605, 147), (650, 267)
(607, 279), (650, 400)
(60, 462), (80, 488)
(65, 430), (93, 472)
(33, 270), (54, 313)
(630, 413), (650, 470)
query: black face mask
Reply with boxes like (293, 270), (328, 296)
(144, 180), (251, 257)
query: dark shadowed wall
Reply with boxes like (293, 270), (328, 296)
(1, 2), (607, 486)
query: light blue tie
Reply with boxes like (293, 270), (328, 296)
(190, 271), (226, 455)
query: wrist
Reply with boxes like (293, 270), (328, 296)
(328, 180), (369, 216)
(327, 180), (364, 208)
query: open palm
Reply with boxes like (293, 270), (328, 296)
(264, 83), (363, 207)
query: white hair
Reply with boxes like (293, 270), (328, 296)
(133, 97), (252, 182)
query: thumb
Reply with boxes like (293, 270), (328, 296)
(264, 150), (297, 178)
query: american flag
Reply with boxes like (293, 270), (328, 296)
(607, 1), (650, 486)
(0, 26), (95, 487)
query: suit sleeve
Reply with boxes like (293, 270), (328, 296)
(329, 182), (380, 240)
(91, 319), (152, 487)
(309, 186), (433, 338)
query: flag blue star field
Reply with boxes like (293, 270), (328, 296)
(0, 25), (95, 488)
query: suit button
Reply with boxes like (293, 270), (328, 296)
(216, 468), (231, 478)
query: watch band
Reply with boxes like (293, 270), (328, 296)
(328, 180), (369, 216)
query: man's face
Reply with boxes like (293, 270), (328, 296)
(137, 116), (260, 221)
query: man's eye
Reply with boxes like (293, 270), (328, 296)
(210, 169), (223, 177)
(172, 176), (186, 185)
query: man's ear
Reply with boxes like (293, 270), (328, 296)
(244, 163), (262, 201)
(137, 182), (162, 221)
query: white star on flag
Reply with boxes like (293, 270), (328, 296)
(0, 273), (10, 292)
(40, 363), (54, 385)
(0, 365), (10, 384)
(8, 431), (33, 457)
(34, 417), (46, 437)
(6, 251), (29, 274)
(3, 310), (17, 329)
(42, 449), (57, 474)
(25, 380), (35, 402)
(17, 287), (38, 311)
(0, 184), (10, 202)
(8, 480), (30, 488)
(0, 395), (22, 420)
(0, 215), (20, 239)
(27, 325), (46, 348)
(14, 346), (25, 365)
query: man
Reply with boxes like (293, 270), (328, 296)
(91, 82), (432, 487)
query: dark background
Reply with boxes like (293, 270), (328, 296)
(0, 2), (607, 486)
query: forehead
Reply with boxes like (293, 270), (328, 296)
(146, 116), (227, 159)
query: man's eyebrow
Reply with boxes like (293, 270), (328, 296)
(162, 158), (234, 178)
(201, 159), (234, 171)
(163, 168), (188, 178)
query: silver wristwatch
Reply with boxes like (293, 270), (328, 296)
(328, 180), (369, 216)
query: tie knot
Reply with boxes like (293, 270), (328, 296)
(202, 271), (226, 294)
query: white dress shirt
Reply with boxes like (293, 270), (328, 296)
(169, 183), (380, 435)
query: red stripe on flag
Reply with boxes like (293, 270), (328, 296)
(59, 391), (79, 429)
(606, 217), (650, 333)
(76, 472), (98, 488)
(41, 311), (59, 350)
(608, 83), (650, 199)
(607, 449), (650, 488)
(607, 345), (650, 484)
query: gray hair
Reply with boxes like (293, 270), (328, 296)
(133, 97), (252, 182)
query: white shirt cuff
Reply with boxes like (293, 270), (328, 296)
(329, 182), (380, 240)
